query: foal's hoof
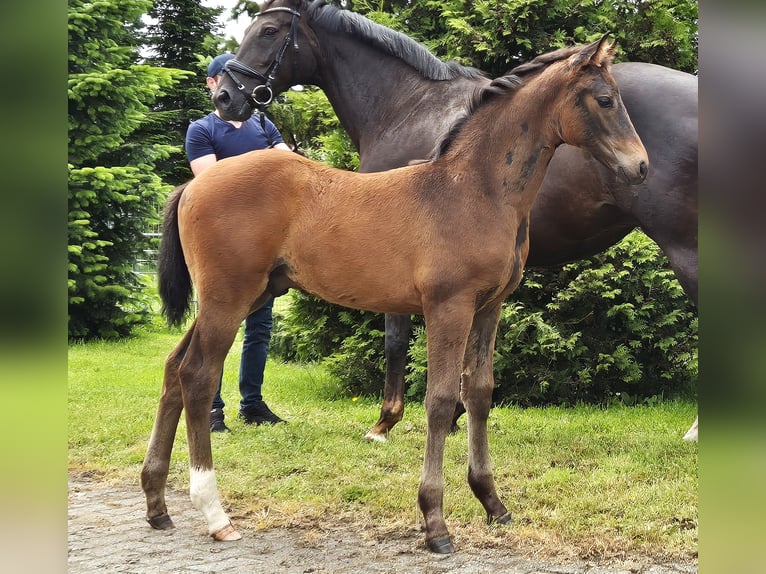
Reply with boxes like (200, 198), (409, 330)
(427, 535), (455, 554)
(212, 522), (242, 541)
(488, 511), (513, 526)
(147, 513), (175, 530)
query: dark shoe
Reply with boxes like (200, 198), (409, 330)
(210, 408), (230, 433)
(239, 400), (286, 425)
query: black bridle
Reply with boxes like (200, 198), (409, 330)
(222, 6), (301, 111)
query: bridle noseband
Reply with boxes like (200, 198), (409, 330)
(222, 6), (301, 111)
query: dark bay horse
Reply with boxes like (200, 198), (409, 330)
(142, 38), (648, 553)
(215, 0), (699, 441)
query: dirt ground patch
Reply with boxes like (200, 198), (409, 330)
(68, 472), (697, 573)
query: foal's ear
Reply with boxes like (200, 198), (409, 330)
(571, 35), (615, 69)
(590, 35), (616, 67)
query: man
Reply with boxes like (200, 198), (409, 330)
(186, 53), (291, 432)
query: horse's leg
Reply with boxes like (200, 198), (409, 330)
(667, 247), (698, 441)
(658, 241), (698, 307)
(365, 313), (411, 442)
(418, 299), (475, 554)
(141, 325), (195, 530)
(462, 304), (512, 525)
(450, 401), (466, 434)
(366, 314), (467, 442)
(648, 235), (697, 440)
(180, 309), (243, 540)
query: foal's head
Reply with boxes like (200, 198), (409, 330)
(433, 37), (648, 185)
(520, 37), (648, 184)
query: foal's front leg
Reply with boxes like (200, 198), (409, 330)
(418, 302), (475, 554)
(462, 304), (511, 525)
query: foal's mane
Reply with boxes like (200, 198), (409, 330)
(261, 0), (485, 81)
(431, 44), (590, 159)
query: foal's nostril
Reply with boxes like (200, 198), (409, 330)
(639, 160), (648, 179)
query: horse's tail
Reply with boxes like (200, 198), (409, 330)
(158, 182), (193, 327)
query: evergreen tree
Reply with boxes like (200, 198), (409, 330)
(68, 0), (186, 339)
(139, 0), (227, 187)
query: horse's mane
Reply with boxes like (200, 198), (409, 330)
(431, 44), (592, 159)
(260, 0), (485, 81)
(508, 44), (590, 76)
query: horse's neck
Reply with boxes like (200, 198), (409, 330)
(443, 84), (563, 211)
(313, 30), (482, 167)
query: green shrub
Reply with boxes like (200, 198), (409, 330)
(271, 292), (355, 362)
(267, 88), (359, 171)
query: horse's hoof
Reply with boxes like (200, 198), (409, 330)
(147, 513), (175, 530)
(212, 522), (242, 541)
(427, 535), (455, 554)
(489, 511), (512, 526)
(683, 420), (698, 441)
(364, 430), (387, 443)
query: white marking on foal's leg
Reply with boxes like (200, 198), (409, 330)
(189, 467), (238, 538)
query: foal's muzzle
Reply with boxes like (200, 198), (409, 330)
(620, 159), (649, 185)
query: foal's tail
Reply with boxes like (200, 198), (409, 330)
(158, 182), (192, 327)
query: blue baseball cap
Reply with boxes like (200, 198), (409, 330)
(207, 54), (234, 78)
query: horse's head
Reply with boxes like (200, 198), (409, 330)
(553, 36), (649, 185)
(215, 0), (317, 121)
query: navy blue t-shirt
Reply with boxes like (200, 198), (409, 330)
(185, 112), (285, 162)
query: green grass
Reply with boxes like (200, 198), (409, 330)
(68, 329), (697, 561)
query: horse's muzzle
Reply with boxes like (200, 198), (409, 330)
(213, 88), (254, 122)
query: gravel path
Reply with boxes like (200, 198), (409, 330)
(68, 473), (697, 574)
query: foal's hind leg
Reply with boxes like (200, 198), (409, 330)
(462, 304), (511, 526)
(141, 326), (193, 530)
(180, 310), (243, 540)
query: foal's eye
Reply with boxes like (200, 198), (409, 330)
(596, 96), (613, 109)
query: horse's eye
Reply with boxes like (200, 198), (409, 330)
(264, 26), (278, 36)
(596, 96), (613, 109)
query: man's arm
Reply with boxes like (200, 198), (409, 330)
(189, 153), (218, 176)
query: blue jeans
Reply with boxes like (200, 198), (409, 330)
(212, 296), (274, 413)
